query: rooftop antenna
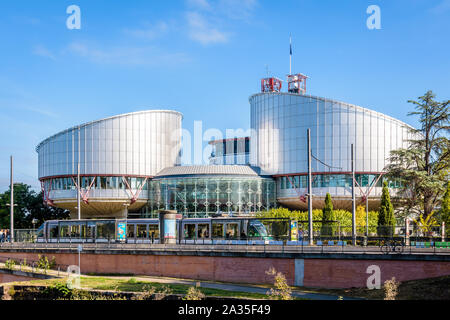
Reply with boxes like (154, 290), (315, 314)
(265, 64), (270, 77)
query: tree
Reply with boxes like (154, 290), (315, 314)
(0, 183), (69, 229)
(321, 193), (335, 237)
(439, 183), (450, 236)
(378, 181), (395, 236)
(385, 91), (449, 219)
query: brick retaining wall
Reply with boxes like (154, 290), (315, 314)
(1, 251), (449, 289)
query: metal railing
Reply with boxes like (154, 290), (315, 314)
(1, 236), (449, 256)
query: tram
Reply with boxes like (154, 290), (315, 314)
(35, 217), (273, 243)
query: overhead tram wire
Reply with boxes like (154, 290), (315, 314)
(311, 154), (343, 171)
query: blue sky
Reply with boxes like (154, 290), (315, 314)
(0, 0), (449, 192)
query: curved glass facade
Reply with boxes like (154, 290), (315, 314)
(148, 176), (276, 217)
(42, 176), (149, 192)
(278, 174), (401, 189)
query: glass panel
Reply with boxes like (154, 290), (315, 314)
(212, 223), (224, 238)
(136, 224), (147, 239)
(127, 224), (135, 238)
(225, 223), (239, 239)
(149, 224), (159, 239)
(96, 221), (115, 239)
(183, 224), (196, 239)
(49, 225), (58, 238)
(198, 224), (210, 238)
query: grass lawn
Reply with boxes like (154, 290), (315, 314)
(14, 276), (288, 300)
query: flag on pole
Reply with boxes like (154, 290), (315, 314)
(290, 36), (292, 55)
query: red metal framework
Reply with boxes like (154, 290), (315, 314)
(40, 179), (54, 207)
(285, 175), (318, 204)
(353, 173), (384, 203)
(261, 77), (283, 93)
(122, 177), (149, 205)
(71, 177), (96, 205)
(287, 73), (308, 94)
(281, 172), (385, 204)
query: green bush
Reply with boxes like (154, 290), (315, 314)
(5, 259), (16, 270)
(258, 207), (379, 234)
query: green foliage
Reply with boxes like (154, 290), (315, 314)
(321, 193), (335, 236)
(378, 182), (396, 236)
(257, 207), (379, 234)
(20, 259), (28, 269)
(413, 211), (439, 236)
(5, 259), (16, 270)
(127, 277), (137, 284)
(439, 183), (450, 236)
(43, 282), (73, 299)
(183, 286), (205, 300)
(385, 91), (449, 218)
(0, 183), (70, 229)
(37, 255), (51, 274)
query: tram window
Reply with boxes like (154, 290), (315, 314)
(225, 223), (239, 239)
(184, 224), (196, 239)
(87, 222), (96, 239)
(198, 224), (209, 238)
(80, 224), (87, 238)
(149, 224), (159, 239)
(60, 225), (70, 237)
(212, 223), (224, 238)
(248, 221), (268, 238)
(127, 224), (135, 238)
(49, 225), (58, 238)
(136, 224), (147, 239)
(96, 221), (115, 239)
(70, 224), (82, 238)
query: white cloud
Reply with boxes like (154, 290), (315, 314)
(123, 21), (169, 40)
(183, 0), (257, 45)
(32, 45), (56, 60)
(186, 11), (229, 45)
(187, 0), (212, 10)
(429, 0), (450, 14)
(67, 42), (190, 66)
(217, 0), (257, 21)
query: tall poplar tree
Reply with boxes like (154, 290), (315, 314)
(321, 193), (335, 237)
(378, 181), (396, 236)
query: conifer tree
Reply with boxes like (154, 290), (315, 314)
(378, 181), (396, 236)
(321, 193), (335, 237)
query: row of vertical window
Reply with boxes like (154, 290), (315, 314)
(44, 176), (148, 191)
(278, 174), (402, 189)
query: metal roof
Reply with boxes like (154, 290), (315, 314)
(36, 109), (183, 152)
(155, 165), (262, 178)
(248, 92), (416, 130)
